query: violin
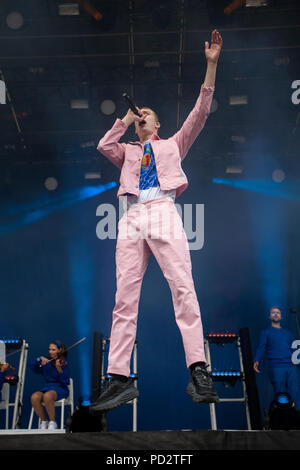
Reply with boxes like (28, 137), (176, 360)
(38, 337), (86, 368)
(0, 348), (22, 373)
(0, 361), (15, 372)
(38, 353), (67, 369)
(49, 352), (67, 368)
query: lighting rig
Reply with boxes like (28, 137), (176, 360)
(206, 332), (243, 387)
(0, 337), (28, 428)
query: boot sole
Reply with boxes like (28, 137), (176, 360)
(187, 382), (220, 404)
(89, 388), (139, 414)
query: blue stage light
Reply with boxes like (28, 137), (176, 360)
(0, 338), (22, 347)
(67, 238), (94, 404)
(212, 178), (300, 201)
(81, 399), (91, 407)
(276, 393), (291, 405)
(211, 371), (242, 385)
(212, 177), (287, 314)
(268, 392), (300, 430)
(0, 182), (117, 237)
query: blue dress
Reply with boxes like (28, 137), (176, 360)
(29, 358), (70, 401)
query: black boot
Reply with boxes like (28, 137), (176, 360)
(187, 364), (219, 403)
(89, 376), (139, 414)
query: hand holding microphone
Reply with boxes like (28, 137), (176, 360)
(121, 93), (146, 127)
(122, 93), (142, 117)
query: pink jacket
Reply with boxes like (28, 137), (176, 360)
(97, 84), (215, 199)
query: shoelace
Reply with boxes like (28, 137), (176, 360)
(104, 377), (127, 390)
(192, 366), (212, 384)
(102, 378), (116, 392)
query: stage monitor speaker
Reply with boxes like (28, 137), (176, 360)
(66, 402), (107, 432)
(66, 331), (107, 433)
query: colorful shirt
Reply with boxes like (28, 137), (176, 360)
(123, 140), (176, 208)
(139, 141), (159, 190)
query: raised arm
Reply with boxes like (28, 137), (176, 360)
(172, 29), (223, 160)
(203, 29), (223, 87)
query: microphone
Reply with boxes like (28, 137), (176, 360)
(122, 93), (145, 123)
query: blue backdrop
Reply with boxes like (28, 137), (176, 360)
(0, 158), (299, 432)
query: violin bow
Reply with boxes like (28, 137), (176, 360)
(63, 336), (87, 354)
(48, 336), (87, 362)
(2, 348), (23, 360)
(0, 349), (23, 370)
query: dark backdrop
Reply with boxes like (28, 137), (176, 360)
(1, 162), (299, 431)
(0, 0), (300, 432)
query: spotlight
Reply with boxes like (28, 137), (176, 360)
(75, 1), (103, 21)
(276, 393), (291, 405)
(226, 166), (243, 174)
(100, 100), (116, 116)
(6, 11), (24, 30)
(229, 95), (248, 106)
(81, 399), (91, 406)
(245, 0), (268, 6)
(206, 332), (238, 344)
(268, 392), (300, 430)
(212, 370), (243, 386)
(4, 375), (18, 386)
(71, 99), (89, 109)
(0, 338), (23, 350)
(224, 0), (244, 15)
(106, 373), (138, 380)
(84, 172), (101, 180)
(58, 3), (80, 16)
(44, 177), (58, 191)
(272, 169), (285, 183)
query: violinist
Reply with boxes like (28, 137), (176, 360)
(29, 340), (70, 430)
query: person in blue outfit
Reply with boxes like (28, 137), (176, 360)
(29, 340), (70, 430)
(253, 306), (300, 408)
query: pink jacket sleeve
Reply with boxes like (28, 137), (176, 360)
(97, 119), (128, 169)
(172, 84), (215, 160)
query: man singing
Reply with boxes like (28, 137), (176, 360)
(90, 30), (223, 414)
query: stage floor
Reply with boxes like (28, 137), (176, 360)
(0, 429), (300, 451)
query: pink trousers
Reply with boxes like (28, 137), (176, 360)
(107, 196), (206, 376)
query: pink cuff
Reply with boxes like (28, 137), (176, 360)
(115, 118), (128, 129)
(201, 84), (215, 92)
